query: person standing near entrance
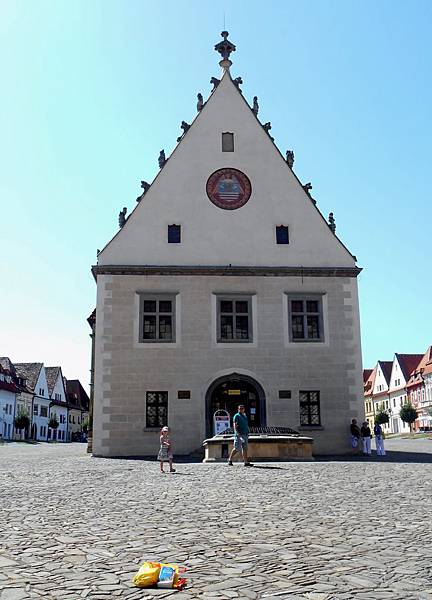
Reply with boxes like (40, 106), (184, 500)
(228, 405), (253, 467)
(350, 418), (361, 453)
(361, 421), (372, 456)
(374, 422), (386, 456)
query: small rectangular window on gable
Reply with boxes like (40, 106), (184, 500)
(168, 224), (181, 243)
(222, 132), (234, 152)
(276, 225), (289, 244)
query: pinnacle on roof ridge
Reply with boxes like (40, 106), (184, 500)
(215, 31), (236, 70)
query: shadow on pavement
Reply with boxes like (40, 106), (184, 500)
(249, 464), (291, 470)
(315, 451), (432, 464)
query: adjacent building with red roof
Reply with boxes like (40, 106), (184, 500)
(364, 348), (432, 435)
(388, 354), (423, 434)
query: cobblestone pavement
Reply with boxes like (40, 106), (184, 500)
(1, 440), (432, 600)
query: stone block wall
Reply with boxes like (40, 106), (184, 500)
(92, 274), (364, 457)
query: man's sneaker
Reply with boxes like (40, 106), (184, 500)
(244, 462), (254, 467)
(227, 460), (233, 466)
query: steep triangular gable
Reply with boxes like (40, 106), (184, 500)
(46, 367), (67, 401)
(97, 71), (357, 269)
(34, 366), (49, 398)
(15, 363), (43, 392)
(390, 354), (423, 390)
(372, 361), (392, 394)
(364, 367), (376, 396)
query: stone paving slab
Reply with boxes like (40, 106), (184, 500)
(0, 440), (432, 599)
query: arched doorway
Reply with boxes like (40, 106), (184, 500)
(205, 373), (266, 437)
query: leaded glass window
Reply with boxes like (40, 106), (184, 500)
(146, 392), (168, 428)
(288, 296), (323, 342)
(139, 295), (175, 342)
(218, 297), (252, 342)
(299, 391), (321, 426)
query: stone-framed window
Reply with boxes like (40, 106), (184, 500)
(299, 391), (321, 426)
(168, 224), (181, 243)
(33, 404), (39, 415)
(40, 406), (48, 417)
(217, 296), (252, 342)
(288, 295), (323, 342)
(139, 296), (176, 343)
(222, 132), (234, 152)
(276, 225), (289, 244)
(146, 391), (168, 428)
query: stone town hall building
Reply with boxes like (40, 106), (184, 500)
(92, 33), (364, 457)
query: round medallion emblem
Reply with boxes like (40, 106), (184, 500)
(206, 168), (252, 210)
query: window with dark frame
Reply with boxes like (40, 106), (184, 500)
(289, 296), (323, 342)
(146, 391), (168, 428)
(168, 224), (181, 243)
(140, 296), (175, 342)
(217, 297), (252, 342)
(222, 132), (234, 152)
(299, 391), (321, 426)
(276, 225), (289, 244)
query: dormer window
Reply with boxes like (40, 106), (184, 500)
(168, 225), (181, 244)
(222, 132), (234, 152)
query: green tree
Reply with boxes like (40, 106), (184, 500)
(81, 416), (89, 434)
(399, 402), (418, 434)
(48, 415), (59, 430)
(14, 408), (30, 431)
(375, 405), (390, 426)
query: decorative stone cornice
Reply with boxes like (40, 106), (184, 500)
(92, 265), (362, 280)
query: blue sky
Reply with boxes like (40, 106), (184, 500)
(1, 0), (431, 389)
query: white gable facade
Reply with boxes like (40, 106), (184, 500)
(371, 362), (391, 433)
(388, 356), (409, 435)
(32, 367), (50, 441)
(92, 35), (364, 457)
(48, 369), (68, 442)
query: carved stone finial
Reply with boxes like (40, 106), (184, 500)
(303, 183), (313, 193)
(177, 121), (191, 142)
(210, 77), (220, 91)
(214, 31), (236, 63)
(252, 96), (259, 116)
(197, 93), (204, 112)
(136, 180), (150, 202)
(96, 249), (100, 257)
(118, 207), (127, 229)
(286, 150), (294, 168)
(233, 76), (243, 91)
(328, 212), (336, 234)
(158, 150), (166, 169)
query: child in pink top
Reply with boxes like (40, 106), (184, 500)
(157, 426), (175, 473)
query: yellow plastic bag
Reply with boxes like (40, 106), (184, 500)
(132, 561), (161, 588)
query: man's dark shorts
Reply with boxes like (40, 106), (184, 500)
(234, 434), (248, 451)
